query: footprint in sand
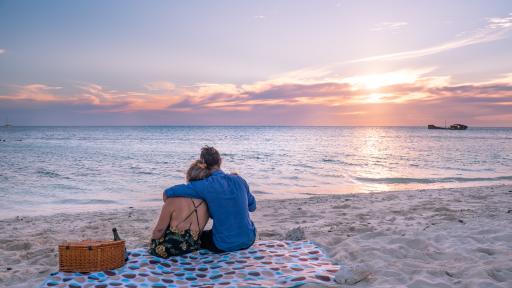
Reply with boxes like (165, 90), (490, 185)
(258, 230), (282, 239)
(475, 247), (496, 256)
(486, 268), (509, 283)
(5, 241), (32, 251)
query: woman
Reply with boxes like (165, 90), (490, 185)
(149, 160), (210, 258)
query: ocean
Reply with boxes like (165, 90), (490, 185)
(1, 126), (511, 219)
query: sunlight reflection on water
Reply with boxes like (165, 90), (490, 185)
(0, 126), (511, 218)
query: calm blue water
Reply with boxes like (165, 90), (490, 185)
(1, 126), (511, 218)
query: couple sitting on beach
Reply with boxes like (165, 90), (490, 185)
(149, 146), (257, 258)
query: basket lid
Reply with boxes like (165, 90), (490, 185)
(59, 239), (125, 248)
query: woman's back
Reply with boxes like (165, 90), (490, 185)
(150, 197), (209, 258)
(168, 197), (209, 237)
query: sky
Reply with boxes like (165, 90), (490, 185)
(1, 0), (512, 126)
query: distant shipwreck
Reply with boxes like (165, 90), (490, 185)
(427, 123), (468, 130)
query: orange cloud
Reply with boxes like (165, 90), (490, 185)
(1, 68), (511, 126)
(0, 84), (63, 101)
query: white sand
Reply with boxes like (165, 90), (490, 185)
(1, 185), (511, 287)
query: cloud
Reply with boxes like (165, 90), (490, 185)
(2, 68), (511, 109)
(229, 12), (512, 96)
(487, 13), (512, 29)
(0, 84), (63, 101)
(76, 83), (185, 111)
(371, 22), (408, 32)
(2, 67), (512, 126)
(349, 14), (512, 63)
(186, 83), (242, 98)
(0, 49), (5, 54)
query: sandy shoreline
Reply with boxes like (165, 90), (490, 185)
(1, 185), (511, 287)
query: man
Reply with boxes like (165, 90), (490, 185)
(164, 146), (257, 252)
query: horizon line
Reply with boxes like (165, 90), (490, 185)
(2, 124), (512, 128)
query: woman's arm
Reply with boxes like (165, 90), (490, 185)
(151, 199), (174, 239)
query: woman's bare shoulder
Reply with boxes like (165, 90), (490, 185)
(165, 197), (205, 209)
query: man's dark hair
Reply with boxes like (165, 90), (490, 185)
(200, 146), (221, 169)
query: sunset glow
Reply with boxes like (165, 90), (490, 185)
(1, 1), (511, 126)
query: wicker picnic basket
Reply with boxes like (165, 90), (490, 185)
(58, 240), (126, 272)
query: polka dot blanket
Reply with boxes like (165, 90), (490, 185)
(40, 240), (340, 287)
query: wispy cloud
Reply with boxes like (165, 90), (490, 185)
(370, 21), (408, 32)
(349, 14), (512, 63)
(77, 83), (184, 111)
(0, 49), (5, 54)
(233, 12), (512, 93)
(0, 84), (62, 101)
(487, 13), (512, 28)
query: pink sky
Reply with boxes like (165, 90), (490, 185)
(1, 1), (511, 126)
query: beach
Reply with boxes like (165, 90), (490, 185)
(1, 184), (511, 287)
(3, 1), (512, 287)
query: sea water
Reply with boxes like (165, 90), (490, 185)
(0, 126), (511, 218)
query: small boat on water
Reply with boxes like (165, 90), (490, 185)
(427, 123), (468, 130)
(3, 118), (12, 128)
